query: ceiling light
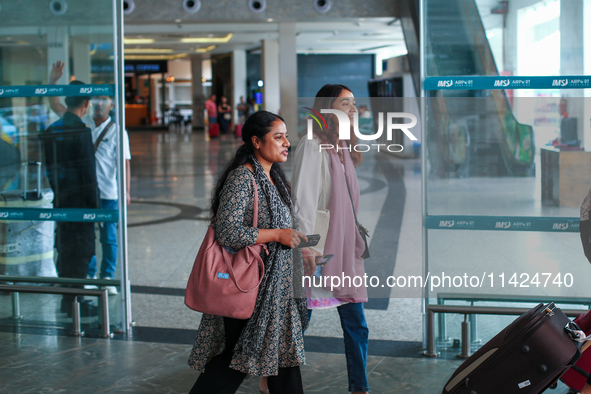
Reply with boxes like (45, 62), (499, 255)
(267, 18), (273, 22)
(125, 48), (174, 53)
(124, 54), (188, 60)
(124, 38), (155, 44)
(195, 45), (216, 53)
(181, 34), (233, 43)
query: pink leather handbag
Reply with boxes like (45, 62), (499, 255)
(185, 173), (267, 319)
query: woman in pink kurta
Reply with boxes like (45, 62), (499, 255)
(291, 84), (370, 394)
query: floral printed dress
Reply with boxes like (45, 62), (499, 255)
(187, 166), (306, 376)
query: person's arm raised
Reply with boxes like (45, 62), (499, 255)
(48, 61), (66, 117)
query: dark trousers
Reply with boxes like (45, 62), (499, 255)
(188, 317), (304, 394)
(56, 222), (95, 305)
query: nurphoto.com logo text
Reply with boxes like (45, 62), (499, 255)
(304, 108), (419, 153)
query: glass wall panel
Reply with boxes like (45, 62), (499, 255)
(0, 0), (126, 334)
(423, 0), (590, 355)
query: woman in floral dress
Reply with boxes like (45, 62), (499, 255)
(187, 111), (312, 394)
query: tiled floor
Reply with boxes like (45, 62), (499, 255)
(1, 128), (587, 393)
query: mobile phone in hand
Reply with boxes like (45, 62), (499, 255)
(315, 254), (334, 266)
(296, 234), (321, 248)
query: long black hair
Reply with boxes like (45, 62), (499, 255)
(210, 110), (292, 222)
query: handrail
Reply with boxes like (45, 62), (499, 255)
(0, 284), (111, 338)
(434, 293), (591, 345)
(0, 275), (120, 287)
(437, 292), (591, 305)
(424, 304), (585, 357)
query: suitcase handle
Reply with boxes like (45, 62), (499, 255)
(22, 161), (42, 201)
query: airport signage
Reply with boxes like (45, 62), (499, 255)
(0, 85), (114, 98)
(0, 208), (118, 222)
(425, 215), (580, 232)
(424, 76), (591, 90)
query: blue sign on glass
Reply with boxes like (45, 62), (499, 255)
(425, 215), (580, 232)
(424, 76), (591, 90)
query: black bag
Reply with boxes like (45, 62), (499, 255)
(343, 170), (370, 259)
(442, 303), (582, 394)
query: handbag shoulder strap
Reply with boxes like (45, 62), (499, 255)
(249, 170), (259, 228)
(343, 167), (361, 229)
(93, 121), (115, 151)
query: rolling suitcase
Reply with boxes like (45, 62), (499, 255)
(0, 162), (57, 278)
(235, 124), (242, 138)
(442, 303), (582, 394)
(561, 310), (591, 391)
(208, 123), (219, 138)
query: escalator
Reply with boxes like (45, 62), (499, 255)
(401, 0), (535, 177)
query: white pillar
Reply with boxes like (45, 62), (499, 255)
(584, 0), (591, 151)
(47, 26), (70, 83)
(261, 39), (280, 114)
(191, 54), (205, 128)
(72, 40), (90, 83)
(279, 23), (298, 141)
(232, 49), (247, 125)
(560, 0), (585, 147)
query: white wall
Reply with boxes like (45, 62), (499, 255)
(167, 60), (192, 80)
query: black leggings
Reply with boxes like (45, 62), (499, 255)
(188, 317), (304, 394)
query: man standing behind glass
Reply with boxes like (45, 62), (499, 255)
(48, 61), (131, 295)
(43, 81), (99, 316)
(86, 95), (131, 294)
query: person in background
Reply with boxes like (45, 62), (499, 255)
(291, 84), (370, 394)
(42, 80), (100, 316)
(236, 96), (247, 125)
(245, 97), (257, 119)
(187, 111), (311, 394)
(48, 61), (132, 295)
(218, 95), (232, 134)
(205, 94), (217, 125)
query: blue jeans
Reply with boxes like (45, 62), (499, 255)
(309, 303), (369, 392)
(88, 199), (118, 279)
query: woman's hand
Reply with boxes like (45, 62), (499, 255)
(303, 248), (321, 276)
(581, 383), (591, 394)
(274, 229), (307, 248)
(257, 229), (304, 247)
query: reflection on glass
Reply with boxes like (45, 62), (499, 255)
(426, 97), (588, 217)
(0, 0), (122, 331)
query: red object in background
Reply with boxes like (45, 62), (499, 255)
(559, 97), (569, 118)
(235, 124), (242, 138)
(208, 123), (219, 138)
(561, 310), (591, 391)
